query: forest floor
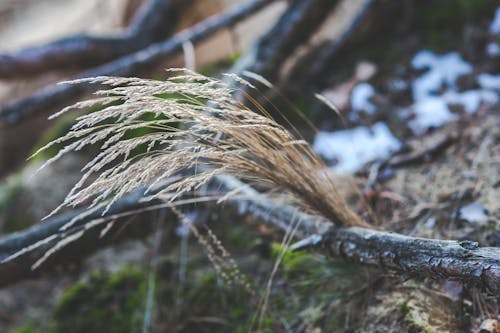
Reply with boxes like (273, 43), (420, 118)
(0, 1), (499, 332)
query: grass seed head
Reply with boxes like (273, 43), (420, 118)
(40, 69), (367, 227)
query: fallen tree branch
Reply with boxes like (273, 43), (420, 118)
(0, 185), (167, 286)
(297, 0), (377, 87)
(0, 0), (274, 124)
(242, 0), (377, 109)
(0, 0), (189, 78)
(0, 174), (498, 294)
(234, 0), (339, 82)
(217, 176), (500, 294)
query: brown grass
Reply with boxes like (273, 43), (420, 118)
(36, 68), (367, 227)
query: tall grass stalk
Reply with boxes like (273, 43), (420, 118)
(37, 68), (367, 228)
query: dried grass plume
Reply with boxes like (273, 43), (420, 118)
(37, 69), (367, 227)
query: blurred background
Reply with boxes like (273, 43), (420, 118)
(0, 0), (498, 332)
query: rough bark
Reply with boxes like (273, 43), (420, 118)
(0, 175), (498, 294)
(233, 0), (340, 82)
(0, 0), (189, 78)
(320, 227), (500, 295)
(280, 0), (376, 91)
(0, 0), (273, 124)
(217, 176), (500, 295)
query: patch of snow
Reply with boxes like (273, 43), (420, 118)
(412, 69), (443, 101)
(351, 82), (376, 114)
(313, 122), (401, 174)
(408, 50), (498, 134)
(489, 7), (500, 34)
(409, 96), (457, 134)
(486, 42), (500, 57)
(425, 217), (436, 229)
(411, 51), (472, 100)
(477, 73), (500, 90)
(389, 79), (408, 92)
(459, 202), (489, 225)
(444, 90), (498, 113)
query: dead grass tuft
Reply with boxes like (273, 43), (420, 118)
(37, 68), (367, 227)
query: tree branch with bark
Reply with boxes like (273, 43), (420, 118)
(1, 174), (498, 293)
(0, 0), (190, 78)
(0, 0), (274, 124)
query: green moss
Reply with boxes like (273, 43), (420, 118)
(394, 289), (464, 333)
(199, 52), (242, 77)
(54, 266), (148, 333)
(416, 0), (493, 49)
(9, 324), (39, 333)
(225, 223), (255, 252)
(272, 243), (354, 280)
(401, 299), (437, 333)
(416, 0), (488, 29)
(31, 100), (123, 161)
(0, 174), (36, 232)
(171, 270), (266, 332)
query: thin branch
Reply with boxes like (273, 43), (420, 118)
(0, 0), (274, 124)
(364, 131), (460, 189)
(297, 0), (376, 86)
(233, 0), (340, 82)
(0, 0), (190, 78)
(0, 185), (165, 286)
(387, 132), (459, 168)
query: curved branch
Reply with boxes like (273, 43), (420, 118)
(0, 0), (189, 78)
(0, 0), (274, 124)
(234, 0), (340, 82)
(283, 0), (377, 91)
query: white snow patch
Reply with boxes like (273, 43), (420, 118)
(408, 50), (498, 134)
(486, 42), (500, 57)
(351, 82), (376, 114)
(478, 73), (500, 90)
(444, 90), (498, 113)
(409, 96), (457, 134)
(459, 203), (489, 225)
(489, 7), (500, 34)
(313, 122), (401, 174)
(411, 51), (472, 100)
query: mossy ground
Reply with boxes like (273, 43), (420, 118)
(7, 217), (370, 333)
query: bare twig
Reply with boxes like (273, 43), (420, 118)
(387, 132), (459, 168)
(0, 0), (189, 78)
(364, 131), (460, 190)
(0, 0), (274, 124)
